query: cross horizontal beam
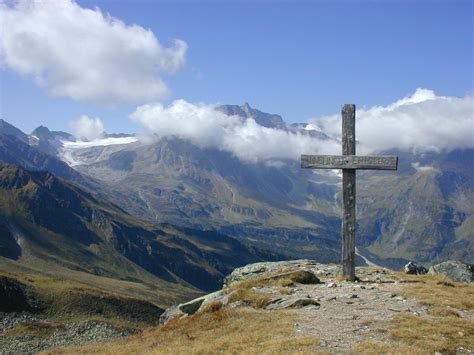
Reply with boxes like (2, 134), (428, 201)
(301, 154), (398, 170)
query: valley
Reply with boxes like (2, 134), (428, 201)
(0, 104), (472, 352)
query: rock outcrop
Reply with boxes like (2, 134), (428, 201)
(404, 261), (428, 275)
(223, 259), (321, 286)
(428, 260), (474, 283)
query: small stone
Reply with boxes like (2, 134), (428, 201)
(404, 261), (428, 275)
(228, 301), (242, 309)
(350, 294), (358, 298)
(327, 282), (337, 288)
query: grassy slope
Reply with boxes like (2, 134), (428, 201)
(0, 267), (166, 330)
(0, 163), (273, 314)
(49, 272), (474, 354)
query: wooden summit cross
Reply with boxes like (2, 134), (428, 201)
(301, 104), (398, 281)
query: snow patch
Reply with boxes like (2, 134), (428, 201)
(61, 136), (138, 148)
(59, 136), (138, 166)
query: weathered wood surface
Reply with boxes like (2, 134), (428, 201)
(341, 104), (356, 282)
(301, 155), (398, 170)
(300, 103), (398, 282)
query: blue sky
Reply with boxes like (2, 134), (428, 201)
(0, 0), (472, 135)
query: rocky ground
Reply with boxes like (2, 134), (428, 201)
(160, 260), (474, 353)
(0, 312), (136, 353)
(1, 260), (473, 353)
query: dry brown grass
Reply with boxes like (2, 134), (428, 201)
(389, 313), (474, 352)
(278, 278), (295, 287)
(228, 288), (271, 309)
(397, 273), (474, 315)
(47, 308), (319, 354)
(226, 269), (319, 291)
(198, 300), (223, 314)
(355, 273), (474, 353)
(353, 340), (430, 354)
(279, 287), (292, 295)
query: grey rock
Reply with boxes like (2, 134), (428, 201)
(160, 290), (235, 325)
(179, 299), (204, 314)
(404, 261), (428, 275)
(228, 301), (242, 309)
(224, 259), (318, 286)
(266, 297), (320, 310)
(428, 260), (474, 283)
(159, 305), (186, 324)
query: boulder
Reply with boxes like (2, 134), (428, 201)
(159, 290), (234, 324)
(404, 261), (428, 275)
(428, 260), (474, 283)
(223, 260), (318, 286)
(266, 297), (320, 310)
(159, 305), (185, 324)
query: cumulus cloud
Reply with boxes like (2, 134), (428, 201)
(311, 88), (474, 154)
(131, 89), (473, 165)
(131, 100), (339, 163)
(0, 0), (187, 105)
(71, 115), (105, 141)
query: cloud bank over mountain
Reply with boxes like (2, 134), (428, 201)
(132, 89), (473, 164)
(0, 0), (186, 105)
(131, 100), (340, 163)
(310, 88), (474, 154)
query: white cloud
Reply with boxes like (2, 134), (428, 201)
(71, 115), (105, 141)
(131, 100), (339, 163)
(311, 88), (474, 154)
(131, 89), (473, 165)
(411, 162), (438, 173)
(0, 0), (187, 105)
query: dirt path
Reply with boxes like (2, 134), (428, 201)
(293, 269), (427, 351)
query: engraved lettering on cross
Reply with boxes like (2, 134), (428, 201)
(301, 104), (399, 281)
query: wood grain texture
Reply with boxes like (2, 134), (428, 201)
(342, 104), (356, 282)
(301, 155), (398, 170)
(300, 103), (399, 282)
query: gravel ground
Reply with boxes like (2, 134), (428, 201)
(0, 312), (136, 353)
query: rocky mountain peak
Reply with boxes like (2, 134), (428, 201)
(241, 102), (252, 115)
(0, 119), (28, 143)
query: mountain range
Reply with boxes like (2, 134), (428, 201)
(0, 103), (472, 299)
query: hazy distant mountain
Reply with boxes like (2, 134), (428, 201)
(0, 133), (83, 184)
(65, 136), (342, 263)
(356, 148), (474, 267)
(0, 109), (472, 269)
(217, 102), (287, 129)
(0, 119), (29, 143)
(29, 125), (75, 156)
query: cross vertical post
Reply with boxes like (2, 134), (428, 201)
(342, 104), (356, 281)
(301, 104), (398, 281)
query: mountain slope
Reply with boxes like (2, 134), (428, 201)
(2, 112), (472, 269)
(67, 136), (342, 263)
(0, 163), (272, 297)
(357, 148), (474, 267)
